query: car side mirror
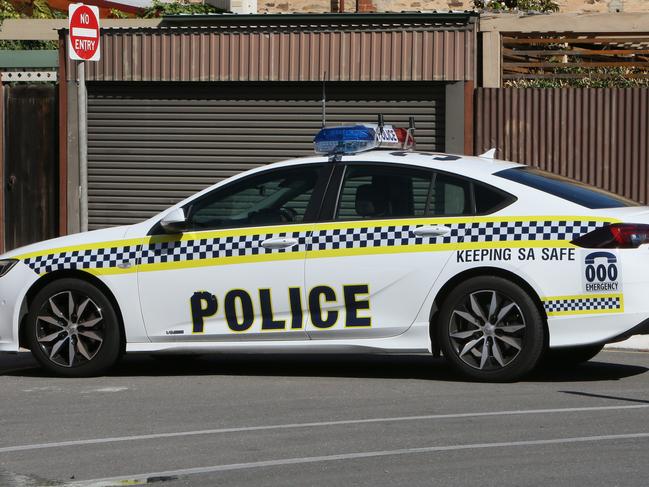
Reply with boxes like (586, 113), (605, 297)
(160, 208), (188, 234)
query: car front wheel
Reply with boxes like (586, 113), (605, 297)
(26, 278), (122, 377)
(438, 276), (545, 382)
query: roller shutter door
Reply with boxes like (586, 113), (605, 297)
(87, 81), (446, 230)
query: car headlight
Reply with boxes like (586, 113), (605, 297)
(0, 259), (18, 277)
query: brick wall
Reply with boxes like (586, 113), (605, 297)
(257, 0), (649, 13)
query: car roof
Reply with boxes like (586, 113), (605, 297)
(265, 149), (525, 178)
(343, 150), (523, 175)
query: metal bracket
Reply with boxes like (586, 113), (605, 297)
(1, 71), (58, 82)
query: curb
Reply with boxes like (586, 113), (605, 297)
(605, 336), (649, 352)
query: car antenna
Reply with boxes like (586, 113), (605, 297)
(321, 71), (327, 128)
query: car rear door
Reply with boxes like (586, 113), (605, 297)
(304, 162), (476, 339)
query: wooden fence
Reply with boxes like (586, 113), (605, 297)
(474, 87), (649, 203)
(3, 84), (59, 251)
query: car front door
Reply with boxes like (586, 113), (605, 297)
(138, 163), (330, 342)
(304, 162), (475, 339)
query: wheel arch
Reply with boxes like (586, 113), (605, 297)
(428, 266), (548, 355)
(19, 270), (126, 352)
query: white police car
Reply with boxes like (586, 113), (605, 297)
(1, 123), (648, 381)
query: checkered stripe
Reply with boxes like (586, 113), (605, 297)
(311, 225), (431, 250)
(310, 220), (608, 251)
(23, 245), (140, 274)
(140, 231), (309, 265)
(20, 219), (609, 274)
(544, 296), (622, 314)
(461, 220), (606, 243)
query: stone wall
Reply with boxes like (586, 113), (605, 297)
(256, 0), (649, 13)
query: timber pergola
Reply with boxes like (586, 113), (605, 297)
(479, 12), (649, 87)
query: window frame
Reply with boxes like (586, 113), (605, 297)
(149, 163), (334, 235)
(319, 161), (516, 222)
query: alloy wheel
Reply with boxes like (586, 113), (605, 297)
(448, 290), (526, 371)
(35, 291), (105, 368)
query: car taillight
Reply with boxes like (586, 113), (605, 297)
(572, 223), (649, 248)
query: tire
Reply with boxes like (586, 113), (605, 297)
(437, 276), (545, 382)
(543, 344), (604, 369)
(25, 278), (122, 377)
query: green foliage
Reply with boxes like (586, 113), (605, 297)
(109, 8), (130, 19)
(473, 0), (559, 12)
(0, 0), (64, 50)
(0, 0), (18, 20)
(142, 0), (225, 18)
(0, 39), (58, 49)
(504, 67), (649, 88)
(0, 0), (65, 20)
(0, 0), (225, 50)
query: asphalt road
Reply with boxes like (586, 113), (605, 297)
(0, 350), (648, 487)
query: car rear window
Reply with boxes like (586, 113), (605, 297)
(473, 182), (514, 214)
(495, 167), (637, 209)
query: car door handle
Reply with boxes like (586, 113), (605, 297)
(411, 225), (451, 237)
(261, 237), (299, 250)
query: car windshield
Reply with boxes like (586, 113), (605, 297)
(495, 167), (638, 209)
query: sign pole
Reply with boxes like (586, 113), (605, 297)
(77, 59), (88, 232)
(69, 2), (99, 233)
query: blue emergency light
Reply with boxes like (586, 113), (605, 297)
(313, 125), (379, 155)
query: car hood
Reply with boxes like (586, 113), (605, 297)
(1, 225), (133, 259)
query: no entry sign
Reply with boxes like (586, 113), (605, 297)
(68, 4), (100, 61)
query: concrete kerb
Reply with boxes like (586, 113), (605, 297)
(605, 336), (649, 352)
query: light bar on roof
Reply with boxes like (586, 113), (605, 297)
(313, 125), (378, 155)
(313, 123), (412, 155)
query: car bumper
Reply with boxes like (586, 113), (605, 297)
(0, 263), (39, 352)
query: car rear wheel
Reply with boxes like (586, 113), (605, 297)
(26, 278), (122, 377)
(438, 276), (545, 382)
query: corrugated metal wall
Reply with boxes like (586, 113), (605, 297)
(87, 81), (445, 230)
(68, 27), (475, 83)
(475, 88), (649, 203)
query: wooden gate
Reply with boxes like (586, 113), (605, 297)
(3, 84), (58, 251)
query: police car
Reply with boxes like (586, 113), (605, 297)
(1, 122), (648, 381)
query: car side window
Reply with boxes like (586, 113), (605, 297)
(474, 182), (514, 214)
(336, 165), (433, 220)
(430, 173), (473, 216)
(186, 166), (321, 231)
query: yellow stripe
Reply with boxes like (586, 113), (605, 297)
(138, 251), (307, 273)
(40, 252), (308, 276)
(82, 267), (138, 276)
(16, 215), (615, 266)
(543, 293), (624, 316)
(312, 215), (619, 231)
(306, 239), (575, 260)
(14, 223), (316, 261)
(469, 215), (618, 224)
(69, 239), (577, 276)
(546, 307), (622, 317)
(145, 223), (315, 243)
(542, 293), (622, 302)
(15, 237), (146, 260)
